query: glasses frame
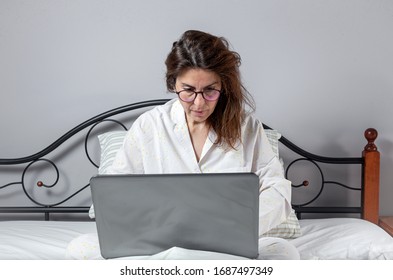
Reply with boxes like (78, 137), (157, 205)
(175, 89), (221, 103)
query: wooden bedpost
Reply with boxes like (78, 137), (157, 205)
(362, 128), (380, 224)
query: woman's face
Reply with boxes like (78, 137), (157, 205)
(175, 68), (221, 126)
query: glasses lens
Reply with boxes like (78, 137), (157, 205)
(203, 89), (220, 101)
(178, 90), (195, 102)
(177, 89), (220, 102)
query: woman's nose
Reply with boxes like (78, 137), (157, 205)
(193, 92), (206, 105)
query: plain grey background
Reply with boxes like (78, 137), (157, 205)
(1, 0), (392, 217)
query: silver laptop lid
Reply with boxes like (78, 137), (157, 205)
(90, 172), (259, 259)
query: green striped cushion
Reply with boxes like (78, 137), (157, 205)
(264, 130), (302, 239)
(89, 131), (127, 218)
(98, 131), (127, 174)
(261, 210), (301, 238)
(264, 129), (281, 157)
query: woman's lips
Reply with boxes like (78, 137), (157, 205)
(193, 110), (205, 116)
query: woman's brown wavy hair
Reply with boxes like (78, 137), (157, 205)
(165, 30), (255, 149)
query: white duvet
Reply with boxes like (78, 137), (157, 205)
(1, 218), (392, 260)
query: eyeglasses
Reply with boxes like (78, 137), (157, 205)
(175, 89), (221, 102)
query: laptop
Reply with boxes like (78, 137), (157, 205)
(90, 173), (259, 259)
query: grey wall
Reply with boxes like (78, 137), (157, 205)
(1, 0), (392, 216)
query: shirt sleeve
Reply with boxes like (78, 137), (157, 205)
(252, 121), (292, 236)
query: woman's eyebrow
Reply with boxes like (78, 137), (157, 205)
(179, 82), (195, 89)
(179, 81), (219, 89)
(203, 82), (220, 88)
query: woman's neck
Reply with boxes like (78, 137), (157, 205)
(186, 118), (210, 162)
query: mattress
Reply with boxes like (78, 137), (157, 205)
(1, 218), (392, 260)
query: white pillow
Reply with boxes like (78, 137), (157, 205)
(90, 129), (302, 240)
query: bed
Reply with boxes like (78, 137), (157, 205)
(1, 99), (392, 260)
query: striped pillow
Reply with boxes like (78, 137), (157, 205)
(264, 129), (281, 157)
(264, 129), (301, 238)
(261, 210), (301, 238)
(88, 131), (127, 219)
(97, 131), (127, 175)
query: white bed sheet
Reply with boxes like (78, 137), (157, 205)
(1, 218), (392, 260)
(293, 218), (393, 260)
(0, 221), (95, 260)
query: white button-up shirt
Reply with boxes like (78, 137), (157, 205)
(111, 98), (292, 235)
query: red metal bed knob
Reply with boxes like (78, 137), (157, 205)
(37, 181), (43, 187)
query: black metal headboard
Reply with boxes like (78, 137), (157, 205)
(0, 99), (378, 221)
(266, 125), (364, 219)
(0, 99), (169, 220)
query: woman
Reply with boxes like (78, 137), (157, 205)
(111, 30), (299, 259)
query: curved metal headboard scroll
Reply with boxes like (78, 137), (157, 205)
(0, 99), (170, 220)
(0, 99), (170, 166)
(263, 123), (373, 218)
(262, 124), (363, 165)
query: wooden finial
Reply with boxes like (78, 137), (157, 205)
(364, 128), (378, 152)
